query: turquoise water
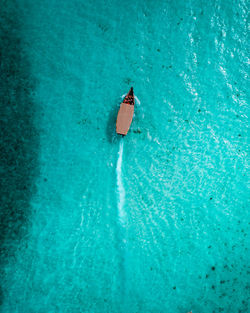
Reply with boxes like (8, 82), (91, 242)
(0, 0), (249, 312)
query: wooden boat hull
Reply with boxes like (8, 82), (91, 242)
(116, 87), (135, 136)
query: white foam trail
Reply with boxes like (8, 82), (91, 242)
(134, 95), (141, 105)
(116, 140), (126, 224)
(116, 139), (129, 304)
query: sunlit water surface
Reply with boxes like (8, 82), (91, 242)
(0, 0), (249, 312)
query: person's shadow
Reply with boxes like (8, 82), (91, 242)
(106, 98), (121, 144)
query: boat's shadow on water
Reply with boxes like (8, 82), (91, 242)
(106, 99), (120, 144)
(0, 5), (39, 306)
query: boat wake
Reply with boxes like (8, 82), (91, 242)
(116, 139), (126, 225)
(116, 139), (129, 304)
(134, 95), (141, 105)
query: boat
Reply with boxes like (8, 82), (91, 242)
(116, 87), (135, 136)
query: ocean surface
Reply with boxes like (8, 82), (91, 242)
(0, 0), (249, 312)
